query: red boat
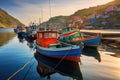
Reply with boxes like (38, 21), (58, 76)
(36, 29), (83, 62)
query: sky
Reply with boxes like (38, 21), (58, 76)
(0, 0), (113, 25)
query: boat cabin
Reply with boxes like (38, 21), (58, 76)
(36, 31), (58, 48)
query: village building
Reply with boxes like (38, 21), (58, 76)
(105, 5), (117, 12)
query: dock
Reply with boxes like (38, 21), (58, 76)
(80, 29), (120, 48)
(80, 29), (120, 34)
(80, 29), (120, 38)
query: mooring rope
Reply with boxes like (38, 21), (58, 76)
(7, 56), (34, 80)
(23, 60), (35, 80)
(53, 44), (74, 69)
(53, 40), (83, 69)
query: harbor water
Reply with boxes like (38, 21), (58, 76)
(0, 28), (120, 80)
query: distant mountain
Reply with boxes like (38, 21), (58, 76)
(45, 0), (120, 29)
(0, 8), (23, 28)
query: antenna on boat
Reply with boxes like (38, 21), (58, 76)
(49, 0), (51, 19)
(38, 18), (41, 30)
(41, 7), (43, 28)
(41, 7), (43, 24)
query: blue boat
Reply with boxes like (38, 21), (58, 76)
(36, 30), (83, 62)
(14, 25), (27, 40)
(83, 36), (101, 47)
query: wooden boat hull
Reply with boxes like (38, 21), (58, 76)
(36, 45), (82, 62)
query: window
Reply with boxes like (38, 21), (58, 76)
(44, 33), (49, 38)
(39, 33), (42, 38)
(51, 33), (57, 38)
(44, 33), (57, 38)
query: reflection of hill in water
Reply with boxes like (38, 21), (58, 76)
(0, 32), (16, 46)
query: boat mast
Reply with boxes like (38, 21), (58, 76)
(41, 7), (43, 29)
(49, 0), (51, 19)
(47, 0), (52, 29)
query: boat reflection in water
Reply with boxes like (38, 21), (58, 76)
(34, 52), (83, 80)
(82, 47), (101, 62)
(25, 37), (36, 50)
(17, 33), (26, 43)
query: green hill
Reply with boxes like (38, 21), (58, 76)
(46, 0), (120, 29)
(0, 8), (23, 28)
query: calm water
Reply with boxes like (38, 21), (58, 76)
(0, 29), (120, 80)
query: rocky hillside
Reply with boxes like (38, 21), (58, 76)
(0, 8), (23, 28)
(45, 0), (120, 29)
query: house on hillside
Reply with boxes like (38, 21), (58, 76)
(116, 7), (120, 14)
(70, 16), (84, 24)
(105, 5), (117, 12)
(117, 7), (120, 11)
(88, 11), (104, 19)
(101, 14), (109, 18)
(84, 25), (94, 29)
(94, 11), (103, 18)
(105, 5), (118, 17)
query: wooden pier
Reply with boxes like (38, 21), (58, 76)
(80, 30), (120, 34)
(80, 29), (120, 48)
(80, 29), (120, 38)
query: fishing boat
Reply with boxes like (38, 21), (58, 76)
(58, 28), (82, 45)
(14, 25), (26, 38)
(26, 23), (39, 40)
(36, 0), (83, 62)
(36, 29), (83, 62)
(14, 25), (26, 34)
(34, 52), (83, 80)
(59, 27), (100, 48)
